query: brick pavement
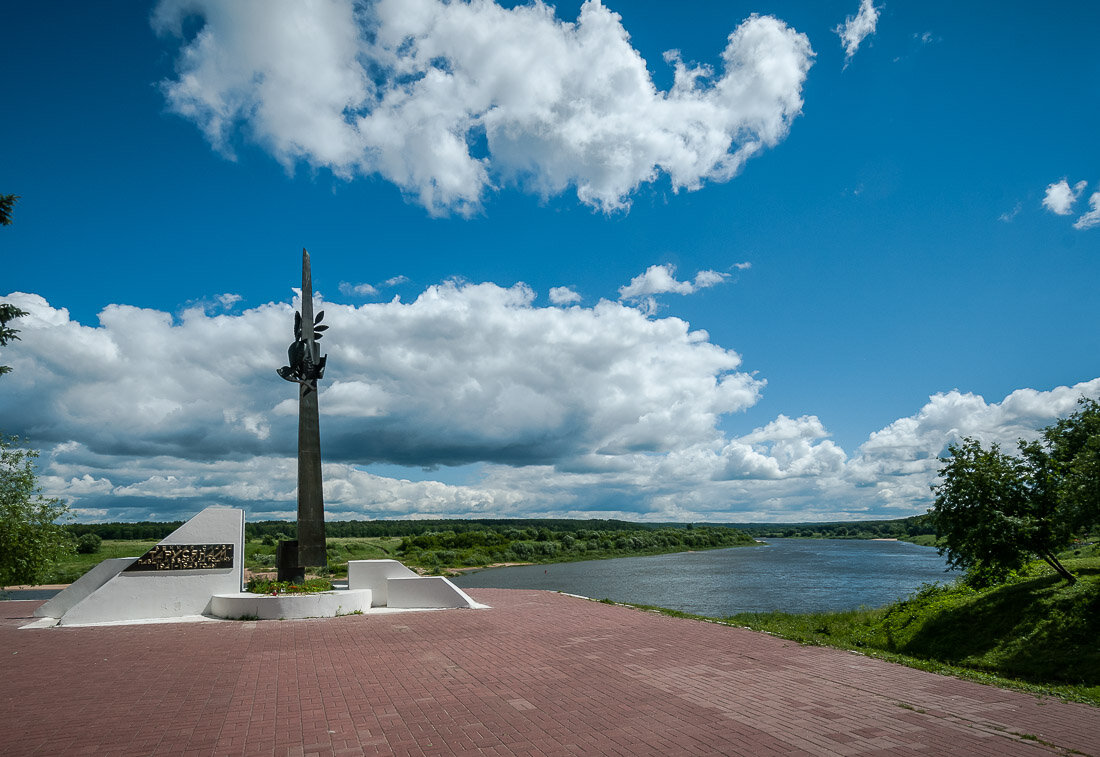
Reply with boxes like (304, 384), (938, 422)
(2, 589), (1096, 757)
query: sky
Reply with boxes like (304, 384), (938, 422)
(2, 0), (1098, 524)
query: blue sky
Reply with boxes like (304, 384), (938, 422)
(2, 0), (1098, 523)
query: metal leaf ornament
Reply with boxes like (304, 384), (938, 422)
(277, 309), (328, 392)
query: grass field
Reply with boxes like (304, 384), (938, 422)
(244, 537), (405, 576)
(47, 540), (159, 584)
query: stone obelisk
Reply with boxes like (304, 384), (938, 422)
(296, 249), (327, 568)
(276, 249), (329, 580)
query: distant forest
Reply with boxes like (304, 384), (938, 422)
(726, 515), (934, 540)
(66, 514), (935, 542)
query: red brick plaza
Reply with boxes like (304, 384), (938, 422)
(2, 589), (1096, 756)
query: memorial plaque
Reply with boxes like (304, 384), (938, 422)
(124, 543), (235, 572)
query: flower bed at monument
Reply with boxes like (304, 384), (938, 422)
(245, 577), (333, 595)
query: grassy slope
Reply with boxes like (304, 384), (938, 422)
(725, 553), (1099, 705)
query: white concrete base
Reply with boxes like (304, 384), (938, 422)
(209, 589), (373, 620)
(348, 559), (487, 609)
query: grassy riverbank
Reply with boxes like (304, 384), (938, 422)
(644, 548), (1098, 706)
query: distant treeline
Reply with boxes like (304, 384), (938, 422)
(725, 515), (935, 540)
(66, 515), (934, 543)
(68, 517), (714, 541)
(395, 525), (755, 568)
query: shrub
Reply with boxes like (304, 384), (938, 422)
(75, 532), (102, 554)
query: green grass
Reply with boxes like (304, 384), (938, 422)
(725, 554), (1099, 706)
(595, 551), (1099, 707)
(45, 540), (159, 584)
(899, 533), (941, 547)
(242, 536), (404, 576)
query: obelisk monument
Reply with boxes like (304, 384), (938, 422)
(276, 249), (329, 579)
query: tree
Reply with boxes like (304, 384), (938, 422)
(930, 399), (1100, 586)
(1, 194), (27, 377)
(0, 303), (28, 378)
(0, 194), (18, 226)
(0, 436), (72, 586)
(1044, 397), (1100, 535)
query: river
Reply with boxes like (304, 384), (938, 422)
(452, 538), (956, 617)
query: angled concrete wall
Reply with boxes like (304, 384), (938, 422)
(387, 576), (483, 609)
(347, 559), (485, 609)
(35, 557), (137, 619)
(347, 559), (418, 606)
(52, 507), (245, 626)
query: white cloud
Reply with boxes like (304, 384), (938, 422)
(618, 264), (730, 301)
(846, 379), (1100, 509)
(1073, 190), (1100, 230)
(834, 0), (880, 62)
(339, 281), (379, 297)
(2, 282), (760, 471)
(998, 202), (1021, 223)
(1042, 178), (1087, 215)
(6, 286), (1098, 524)
(153, 0), (813, 215)
(733, 261), (752, 270)
(549, 286), (582, 305)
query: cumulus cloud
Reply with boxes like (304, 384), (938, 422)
(834, 0), (879, 62)
(1073, 191), (1100, 230)
(1, 283), (760, 477)
(617, 263), (731, 314)
(549, 286), (581, 305)
(6, 285), (1097, 523)
(1042, 178), (1087, 215)
(153, 0), (813, 215)
(846, 378), (1100, 509)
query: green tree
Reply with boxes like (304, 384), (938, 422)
(0, 303), (29, 378)
(0, 436), (72, 586)
(929, 398), (1100, 587)
(1, 193), (28, 377)
(1043, 397), (1100, 535)
(0, 194), (18, 226)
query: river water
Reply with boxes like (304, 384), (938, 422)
(452, 538), (956, 617)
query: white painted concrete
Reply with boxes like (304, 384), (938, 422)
(35, 557), (137, 618)
(387, 576), (485, 609)
(347, 559), (417, 606)
(347, 559), (487, 609)
(52, 507), (245, 626)
(209, 589), (372, 620)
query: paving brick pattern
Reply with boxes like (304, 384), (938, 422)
(2, 589), (1096, 756)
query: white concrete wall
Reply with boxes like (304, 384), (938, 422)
(35, 557), (137, 618)
(56, 507), (245, 625)
(347, 559), (484, 608)
(347, 559), (418, 606)
(387, 576), (483, 609)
